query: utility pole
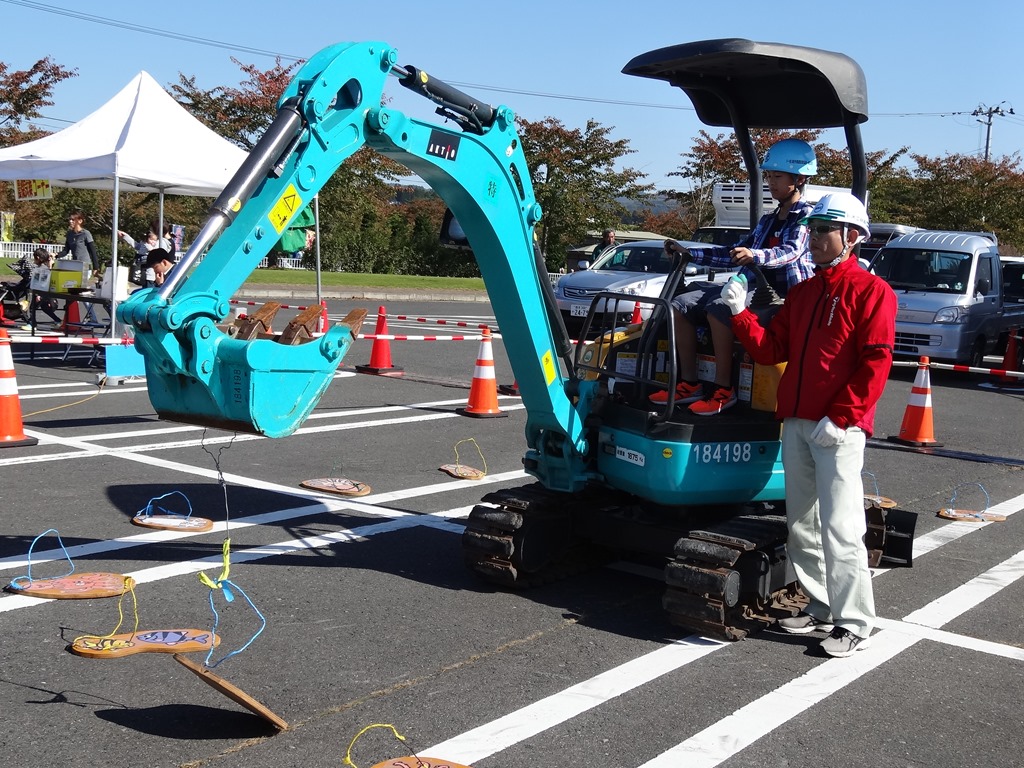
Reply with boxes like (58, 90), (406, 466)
(972, 102), (1015, 162)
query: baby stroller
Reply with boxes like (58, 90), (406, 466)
(0, 257), (32, 325)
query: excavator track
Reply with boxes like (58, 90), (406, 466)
(462, 484), (608, 589)
(663, 513), (805, 641)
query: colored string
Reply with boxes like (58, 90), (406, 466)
(453, 437), (487, 476)
(197, 431), (265, 668)
(135, 490), (193, 520)
(947, 482), (991, 518)
(72, 576), (139, 646)
(862, 471), (881, 500)
(343, 723), (423, 768)
(7, 528), (74, 590)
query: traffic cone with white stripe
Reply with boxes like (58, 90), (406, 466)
(458, 327), (507, 418)
(888, 356), (942, 447)
(320, 301), (329, 333)
(630, 301), (642, 324)
(0, 329), (39, 448)
(356, 305), (403, 375)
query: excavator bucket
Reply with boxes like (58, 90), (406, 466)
(130, 306), (366, 438)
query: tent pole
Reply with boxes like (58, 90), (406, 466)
(314, 194), (322, 306)
(110, 177), (120, 338)
(158, 190), (165, 247)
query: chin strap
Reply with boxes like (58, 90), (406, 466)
(822, 224), (863, 269)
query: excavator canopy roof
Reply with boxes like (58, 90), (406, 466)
(622, 38), (867, 130)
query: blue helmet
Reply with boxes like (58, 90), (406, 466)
(762, 139), (817, 177)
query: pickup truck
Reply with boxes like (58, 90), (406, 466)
(868, 230), (1024, 367)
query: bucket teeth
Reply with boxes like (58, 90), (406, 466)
(278, 305), (324, 345)
(233, 301), (282, 340)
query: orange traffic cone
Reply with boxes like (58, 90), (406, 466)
(0, 329), (39, 448)
(62, 298), (81, 332)
(458, 328), (507, 418)
(630, 301), (642, 324)
(320, 301), (329, 333)
(356, 306), (403, 375)
(888, 356), (942, 447)
(996, 328), (1022, 386)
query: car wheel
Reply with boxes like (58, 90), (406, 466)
(967, 337), (986, 369)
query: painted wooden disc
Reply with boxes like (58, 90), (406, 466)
(300, 478), (372, 497)
(132, 514), (214, 532)
(69, 628), (220, 659)
(370, 758), (473, 768)
(937, 508), (1006, 522)
(4, 572), (134, 599)
(439, 464), (485, 480)
(173, 653), (289, 731)
(864, 494), (898, 509)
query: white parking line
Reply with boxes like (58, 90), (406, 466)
(637, 547), (1024, 768)
(1, 402), (525, 467)
(421, 491), (1024, 766)
(0, 471), (526, 572)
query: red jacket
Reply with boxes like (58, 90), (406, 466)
(731, 255), (896, 436)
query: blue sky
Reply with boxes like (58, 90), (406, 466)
(3, 0), (1022, 194)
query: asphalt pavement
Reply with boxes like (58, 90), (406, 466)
(1, 293), (1023, 768)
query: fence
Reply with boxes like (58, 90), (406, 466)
(2, 241), (303, 270)
(1, 242), (63, 261)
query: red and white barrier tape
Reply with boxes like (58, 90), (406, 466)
(9, 335), (135, 346)
(891, 358), (1024, 379)
(356, 334), (483, 341)
(229, 299), (312, 311)
(391, 314), (494, 331)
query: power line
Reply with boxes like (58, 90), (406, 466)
(3, 0), (996, 122)
(0, 0), (302, 60)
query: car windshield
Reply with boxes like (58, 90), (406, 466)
(872, 248), (972, 293)
(590, 245), (672, 274)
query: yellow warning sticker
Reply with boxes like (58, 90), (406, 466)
(269, 184), (303, 234)
(542, 350), (557, 386)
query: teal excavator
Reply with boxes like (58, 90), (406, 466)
(118, 39), (913, 640)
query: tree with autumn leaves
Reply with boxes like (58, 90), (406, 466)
(3, 55), (1024, 266)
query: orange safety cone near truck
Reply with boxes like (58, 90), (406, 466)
(356, 305), (403, 375)
(0, 329), (39, 448)
(630, 301), (642, 324)
(458, 327), (507, 418)
(888, 356), (942, 448)
(996, 327), (1022, 386)
(320, 300), (329, 333)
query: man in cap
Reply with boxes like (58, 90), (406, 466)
(720, 191), (897, 657)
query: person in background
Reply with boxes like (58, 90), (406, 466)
(56, 209), (99, 272)
(118, 229), (160, 257)
(651, 139), (817, 416)
(30, 248), (61, 325)
(593, 228), (617, 260)
(145, 248), (175, 288)
(721, 191), (896, 658)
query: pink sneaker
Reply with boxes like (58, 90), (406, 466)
(689, 386), (736, 416)
(649, 380), (702, 405)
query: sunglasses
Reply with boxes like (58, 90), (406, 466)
(807, 223), (842, 236)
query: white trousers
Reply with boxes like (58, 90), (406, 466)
(782, 417), (875, 637)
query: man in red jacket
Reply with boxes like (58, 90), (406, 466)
(722, 192), (896, 658)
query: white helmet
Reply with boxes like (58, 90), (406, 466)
(804, 192), (870, 239)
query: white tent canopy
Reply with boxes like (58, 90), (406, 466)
(0, 70), (248, 333)
(0, 70), (247, 195)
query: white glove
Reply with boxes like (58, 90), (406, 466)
(810, 416), (846, 447)
(721, 273), (748, 316)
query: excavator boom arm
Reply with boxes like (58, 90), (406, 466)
(117, 41), (592, 489)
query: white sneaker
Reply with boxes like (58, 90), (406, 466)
(820, 627), (872, 658)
